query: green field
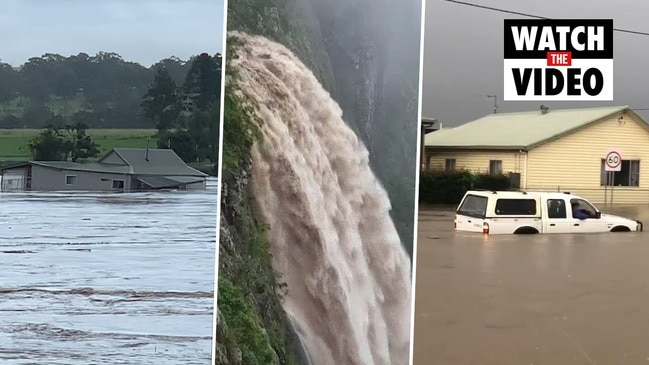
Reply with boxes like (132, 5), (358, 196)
(0, 129), (158, 161)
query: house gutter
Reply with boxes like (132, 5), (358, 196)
(426, 145), (529, 151)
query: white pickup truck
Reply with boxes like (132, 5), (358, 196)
(455, 190), (643, 234)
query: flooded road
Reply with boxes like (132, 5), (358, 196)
(0, 180), (216, 364)
(413, 205), (649, 365)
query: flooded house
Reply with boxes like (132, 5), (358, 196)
(0, 148), (208, 192)
(424, 105), (649, 204)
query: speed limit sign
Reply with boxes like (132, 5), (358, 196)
(605, 151), (622, 171)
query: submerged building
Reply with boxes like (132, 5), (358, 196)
(424, 105), (649, 204)
(0, 148), (208, 192)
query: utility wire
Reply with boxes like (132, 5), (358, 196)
(443, 0), (649, 37)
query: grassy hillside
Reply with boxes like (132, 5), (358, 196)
(0, 96), (88, 119)
(0, 52), (194, 129)
(0, 129), (157, 161)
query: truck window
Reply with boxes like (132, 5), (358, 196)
(547, 199), (567, 219)
(494, 198), (537, 215)
(457, 194), (488, 218)
(570, 198), (597, 217)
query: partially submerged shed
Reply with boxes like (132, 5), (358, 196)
(0, 148), (208, 192)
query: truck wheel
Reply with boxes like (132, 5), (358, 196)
(610, 226), (631, 232)
(514, 227), (539, 234)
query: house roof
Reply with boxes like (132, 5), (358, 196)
(0, 161), (131, 174)
(32, 161), (132, 174)
(425, 106), (646, 151)
(137, 175), (206, 189)
(0, 148), (208, 177)
(104, 148), (208, 177)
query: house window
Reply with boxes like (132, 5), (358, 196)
(112, 180), (125, 190)
(65, 175), (77, 185)
(445, 159), (456, 172)
(600, 159), (640, 186)
(489, 160), (503, 175)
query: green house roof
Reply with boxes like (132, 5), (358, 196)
(425, 106), (646, 151)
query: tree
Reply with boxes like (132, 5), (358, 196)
(183, 53), (221, 111)
(141, 68), (181, 131)
(0, 63), (17, 102)
(0, 52), (194, 129)
(157, 129), (199, 162)
(22, 105), (54, 127)
(28, 126), (69, 161)
(151, 57), (188, 84)
(64, 122), (101, 162)
(202, 102), (220, 162)
(27, 123), (100, 162)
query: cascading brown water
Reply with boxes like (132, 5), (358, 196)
(229, 31), (412, 365)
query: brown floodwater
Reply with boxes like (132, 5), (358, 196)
(413, 204), (649, 365)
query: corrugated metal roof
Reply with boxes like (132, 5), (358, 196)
(424, 127), (455, 145)
(30, 161), (131, 174)
(425, 106), (638, 150)
(111, 148), (208, 177)
(137, 175), (205, 189)
(0, 148), (208, 177)
(163, 176), (205, 184)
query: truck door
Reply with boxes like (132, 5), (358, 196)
(569, 198), (608, 233)
(543, 198), (572, 233)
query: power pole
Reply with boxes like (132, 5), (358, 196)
(487, 94), (498, 114)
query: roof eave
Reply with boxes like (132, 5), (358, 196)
(425, 145), (529, 151)
(425, 106), (636, 152)
(39, 166), (129, 174)
(136, 172), (208, 177)
(0, 161), (32, 171)
(525, 106), (633, 150)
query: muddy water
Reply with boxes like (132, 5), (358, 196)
(413, 205), (649, 365)
(0, 179), (216, 364)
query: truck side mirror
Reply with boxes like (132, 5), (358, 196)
(595, 211), (601, 219)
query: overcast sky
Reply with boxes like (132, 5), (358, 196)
(422, 0), (649, 126)
(1, 0), (224, 67)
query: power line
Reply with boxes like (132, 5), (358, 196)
(443, 0), (649, 37)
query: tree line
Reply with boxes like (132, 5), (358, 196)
(26, 52), (222, 171)
(0, 52), (190, 129)
(142, 53), (222, 164)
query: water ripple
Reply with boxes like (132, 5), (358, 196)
(0, 180), (217, 364)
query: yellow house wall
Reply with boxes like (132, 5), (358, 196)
(425, 150), (527, 187)
(527, 111), (649, 204)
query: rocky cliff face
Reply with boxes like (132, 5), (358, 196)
(229, 0), (422, 254)
(216, 0), (422, 363)
(216, 151), (308, 365)
(306, 0), (422, 255)
(216, 62), (307, 363)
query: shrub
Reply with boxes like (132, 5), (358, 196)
(473, 172), (511, 191)
(217, 277), (276, 365)
(419, 169), (473, 204)
(419, 169), (512, 204)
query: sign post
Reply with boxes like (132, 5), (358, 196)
(604, 150), (622, 205)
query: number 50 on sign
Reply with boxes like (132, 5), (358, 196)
(605, 150), (622, 172)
